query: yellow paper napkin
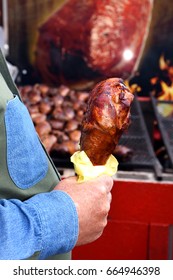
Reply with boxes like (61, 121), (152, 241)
(70, 150), (118, 182)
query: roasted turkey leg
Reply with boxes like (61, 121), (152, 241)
(80, 78), (134, 165)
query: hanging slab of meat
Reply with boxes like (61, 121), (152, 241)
(35, 0), (153, 85)
(79, 78), (134, 165)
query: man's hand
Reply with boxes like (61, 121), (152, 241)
(54, 175), (113, 246)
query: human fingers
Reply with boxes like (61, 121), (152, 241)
(107, 191), (112, 204)
(97, 175), (114, 193)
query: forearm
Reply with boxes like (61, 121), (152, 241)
(0, 190), (79, 260)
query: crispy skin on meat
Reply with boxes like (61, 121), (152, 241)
(80, 78), (134, 165)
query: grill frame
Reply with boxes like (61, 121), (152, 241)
(118, 96), (162, 179)
(151, 95), (173, 170)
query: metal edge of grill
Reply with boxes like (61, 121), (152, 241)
(151, 94), (173, 170)
(119, 95), (163, 179)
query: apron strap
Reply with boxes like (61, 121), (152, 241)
(0, 48), (22, 100)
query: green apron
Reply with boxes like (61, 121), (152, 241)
(0, 49), (71, 260)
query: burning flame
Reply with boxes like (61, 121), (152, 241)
(158, 81), (173, 101)
(156, 55), (173, 101)
(159, 54), (169, 71)
(125, 80), (141, 94)
(127, 53), (173, 101)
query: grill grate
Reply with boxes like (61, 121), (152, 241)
(151, 96), (173, 170)
(118, 96), (162, 179)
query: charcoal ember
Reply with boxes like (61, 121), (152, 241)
(35, 0), (153, 85)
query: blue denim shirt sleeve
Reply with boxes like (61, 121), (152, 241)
(0, 190), (79, 260)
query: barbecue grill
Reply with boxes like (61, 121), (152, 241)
(51, 95), (163, 180)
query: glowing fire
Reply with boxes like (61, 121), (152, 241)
(125, 80), (141, 94)
(128, 54), (173, 101)
(156, 55), (173, 101)
(158, 81), (173, 101)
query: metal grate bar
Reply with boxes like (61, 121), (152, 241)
(151, 96), (173, 169)
(119, 95), (163, 179)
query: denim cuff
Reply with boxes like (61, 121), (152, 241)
(28, 190), (79, 259)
